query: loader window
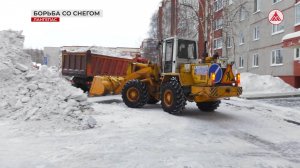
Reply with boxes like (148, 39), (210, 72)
(165, 41), (173, 61)
(177, 40), (197, 59)
(164, 40), (173, 73)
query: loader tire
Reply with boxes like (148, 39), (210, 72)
(122, 80), (148, 108)
(147, 96), (159, 104)
(197, 100), (221, 112)
(161, 80), (186, 115)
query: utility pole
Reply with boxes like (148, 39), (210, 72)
(171, 0), (177, 36)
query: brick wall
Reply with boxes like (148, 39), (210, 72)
(279, 76), (296, 87)
(294, 60), (300, 76)
(279, 76), (300, 88)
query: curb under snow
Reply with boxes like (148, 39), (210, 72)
(240, 92), (300, 100)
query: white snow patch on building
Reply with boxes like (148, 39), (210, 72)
(282, 31), (300, 41)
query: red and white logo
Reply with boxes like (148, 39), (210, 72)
(269, 10), (284, 25)
(31, 17), (60, 22)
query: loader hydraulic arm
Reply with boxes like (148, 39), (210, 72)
(89, 63), (154, 96)
(114, 66), (153, 94)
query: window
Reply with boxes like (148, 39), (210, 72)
(253, 26), (260, 40)
(239, 56), (244, 68)
(177, 40), (197, 59)
(254, 0), (260, 12)
(165, 42), (173, 61)
(214, 0), (223, 12)
(164, 40), (174, 72)
(295, 48), (300, 60)
(296, 3), (300, 25)
(239, 8), (246, 21)
(273, 0), (281, 4)
(213, 18), (223, 30)
(226, 36), (232, 48)
(272, 22), (284, 34)
(239, 32), (245, 45)
(213, 38), (223, 49)
(253, 54), (259, 67)
(271, 49), (283, 65)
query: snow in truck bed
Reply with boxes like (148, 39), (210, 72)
(62, 46), (138, 59)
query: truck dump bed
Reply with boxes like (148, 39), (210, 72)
(62, 50), (132, 78)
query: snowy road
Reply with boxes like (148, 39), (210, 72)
(0, 97), (300, 168)
(261, 97), (300, 111)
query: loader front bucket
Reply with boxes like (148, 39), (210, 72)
(89, 76), (124, 96)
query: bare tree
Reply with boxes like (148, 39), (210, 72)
(177, 0), (216, 57)
(148, 12), (159, 39)
(176, 0), (199, 39)
(162, 0), (172, 39)
(222, 0), (252, 69)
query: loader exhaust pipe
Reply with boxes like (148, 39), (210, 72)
(202, 41), (208, 60)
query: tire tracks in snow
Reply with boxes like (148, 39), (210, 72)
(225, 99), (300, 127)
(231, 130), (300, 164)
(219, 99), (300, 165)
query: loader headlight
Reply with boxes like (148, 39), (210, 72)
(211, 73), (216, 83)
(236, 73), (241, 86)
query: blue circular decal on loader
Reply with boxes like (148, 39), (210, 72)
(208, 63), (223, 83)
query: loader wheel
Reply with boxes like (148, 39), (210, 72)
(147, 96), (160, 104)
(196, 100), (221, 112)
(122, 80), (148, 108)
(161, 80), (186, 115)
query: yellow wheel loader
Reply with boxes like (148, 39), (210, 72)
(90, 37), (242, 114)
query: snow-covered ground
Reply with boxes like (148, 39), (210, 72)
(1, 30), (300, 168)
(261, 97), (300, 111)
(0, 96), (300, 168)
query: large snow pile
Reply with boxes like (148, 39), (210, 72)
(0, 30), (96, 129)
(241, 72), (298, 95)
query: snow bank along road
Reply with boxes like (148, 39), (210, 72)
(0, 97), (300, 168)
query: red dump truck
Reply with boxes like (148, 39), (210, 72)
(62, 50), (133, 91)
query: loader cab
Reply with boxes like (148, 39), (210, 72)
(162, 37), (198, 73)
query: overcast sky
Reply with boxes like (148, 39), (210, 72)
(0, 0), (162, 49)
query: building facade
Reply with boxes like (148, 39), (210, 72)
(44, 47), (61, 67)
(212, 0), (300, 88)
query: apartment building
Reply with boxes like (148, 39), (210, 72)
(213, 0), (300, 88)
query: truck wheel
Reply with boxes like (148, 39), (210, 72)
(196, 100), (221, 112)
(72, 77), (90, 92)
(147, 96), (159, 104)
(161, 80), (186, 115)
(122, 80), (148, 108)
